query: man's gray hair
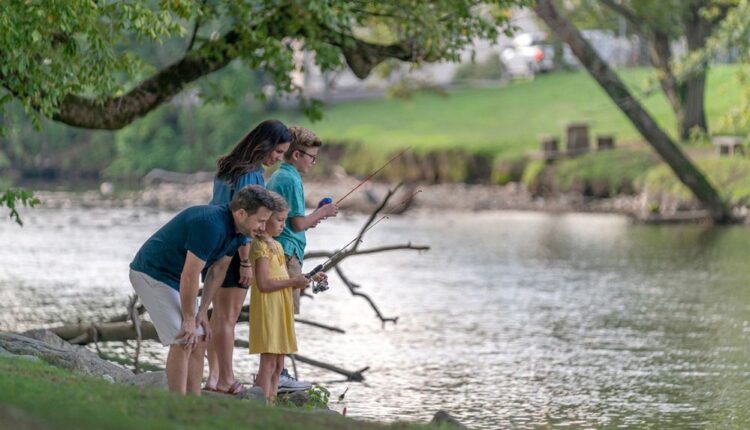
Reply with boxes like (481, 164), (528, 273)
(230, 184), (277, 213)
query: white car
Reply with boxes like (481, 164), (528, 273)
(501, 32), (555, 78)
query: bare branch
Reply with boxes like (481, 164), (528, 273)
(294, 318), (346, 334)
(334, 266), (398, 326)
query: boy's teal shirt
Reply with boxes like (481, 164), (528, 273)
(267, 162), (307, 263)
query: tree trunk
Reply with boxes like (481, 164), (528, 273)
(648, 32), (683, 128)
(533, 0), (733, 224)
(679, 5), (711, 140)
(600, 0), (709, 141)
(648, 31), (707, 142)
(680, 73), (707, 140)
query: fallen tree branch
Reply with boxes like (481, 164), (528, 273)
(234, 339), (367, 381)
(305, 243), (429, 260)
(334, 266), (398, 326)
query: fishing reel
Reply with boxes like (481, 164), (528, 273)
(305, 264), (329, 294)
(312, 277), (329, 294)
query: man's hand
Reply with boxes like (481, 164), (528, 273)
(175, 319), (197, 350)
(311, 272), (327, 283)
(239, 265), (252, 287)
(197, 311), (211, 344)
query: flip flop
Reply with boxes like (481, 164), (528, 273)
(202, 384), (220, 393)
(217, 380), (247, 396)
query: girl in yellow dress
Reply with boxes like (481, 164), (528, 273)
(249, 192), (326, 402)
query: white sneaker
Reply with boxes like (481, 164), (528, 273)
(278, 368), (312, 393)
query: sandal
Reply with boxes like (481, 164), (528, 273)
(202, 383), (220, 393)
(217, 380), (247, 396)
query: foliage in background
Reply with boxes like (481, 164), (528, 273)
(2, 65), (746, 182)
(553, 148), (659, 196)
(0, 0), (528, 131)
(1, 189), (40, 226)
(0, 0), (191, 128)
(680, 0), (750, 134)
(639, 156), (750, 206)
(452, 54), (506, 83)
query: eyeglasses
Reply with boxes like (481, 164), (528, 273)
(297, 149), (317, 164)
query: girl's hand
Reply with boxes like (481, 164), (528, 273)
(290, 275), (310, 289)
(311, 272), (327, 283)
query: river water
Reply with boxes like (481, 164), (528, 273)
(1, 206), (750, 429)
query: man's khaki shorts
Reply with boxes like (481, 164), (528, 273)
(129, 269), (204, 345)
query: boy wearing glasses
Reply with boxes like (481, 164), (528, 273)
(266, 126), (338, 391)
(267, 126), (338, 314)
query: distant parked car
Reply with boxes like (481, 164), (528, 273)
(501, 32), (555, 78)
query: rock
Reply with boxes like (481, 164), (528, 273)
(0, 405), (50, 430)
(128, 371), (167, 390)
(22, 329), (87, 352)
(283, 390), (310, 407)
(99, 182), (114, 196)
(430, 410), (467, 428)
(0, 332), (134, 383)
(0, 345), (13, 357)
(236, 386), (265, 402)
(102, 374), (115, 383)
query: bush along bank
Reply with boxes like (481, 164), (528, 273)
(317, 143), (750, 222)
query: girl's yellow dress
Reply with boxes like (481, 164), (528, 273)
(248, 239), (297, 354)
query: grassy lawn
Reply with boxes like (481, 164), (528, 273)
(283, 65), (744, 160)
(0, 357), (432, 430)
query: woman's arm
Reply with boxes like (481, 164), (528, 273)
(254, 257), (310, 293)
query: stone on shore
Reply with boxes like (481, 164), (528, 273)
(128, 371), (168, 390)
(1, 330), (134, 383)
(430, 410), (467, 428)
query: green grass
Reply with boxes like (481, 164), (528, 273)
(640, 155), (750, 205)
(283, 65), (745, 161)
(554, 148), (660, 196)
(0, 357), (432, 430)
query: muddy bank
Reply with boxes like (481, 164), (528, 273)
(28, 167), (750, 224)
(32, 174), (643, 216)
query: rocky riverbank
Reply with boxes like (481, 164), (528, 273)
(0, 330), (467, 429)
(32, 173), (646, 216)
(26, 168), (750, 223)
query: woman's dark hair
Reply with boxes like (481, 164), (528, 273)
(216, 119), (291, 183)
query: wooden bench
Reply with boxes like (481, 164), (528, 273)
(712, 136), (745, 156)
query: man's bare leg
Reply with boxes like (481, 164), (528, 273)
(187, 340), (208, 395)
(166, 344), (191, 394)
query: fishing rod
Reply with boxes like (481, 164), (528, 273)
(305, 216), (389, 293)
(315, 147), (412, 210)
(308, 187), (422, 293)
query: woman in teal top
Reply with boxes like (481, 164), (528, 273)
(205, 119), (291, 395)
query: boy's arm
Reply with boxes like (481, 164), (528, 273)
(272, 178), (337, 232)
(290, 203), (338, 232)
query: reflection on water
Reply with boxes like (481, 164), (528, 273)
(2, 207), (750, 429)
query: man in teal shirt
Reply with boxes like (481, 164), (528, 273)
(267, 126), (338, 314)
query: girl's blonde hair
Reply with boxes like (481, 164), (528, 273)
(268, 191), (289, 214)
(260, 191), (289, 254)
